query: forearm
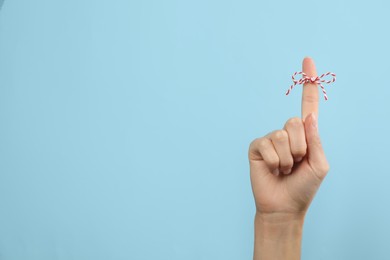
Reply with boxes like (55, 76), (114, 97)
(253, 212), (305, 260)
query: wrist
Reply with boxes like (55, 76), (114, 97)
(254, 212), (305, 260)
(255, 212), (305, 240)
(255, 211), (306, 225)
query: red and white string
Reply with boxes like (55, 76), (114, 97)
(285, 72), (336, 101)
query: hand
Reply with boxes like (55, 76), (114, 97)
(248, 57), (330, 219)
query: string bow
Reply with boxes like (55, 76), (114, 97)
(285, 72), (336, 101)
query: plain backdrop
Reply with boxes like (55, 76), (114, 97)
(0, 0), (389, 259)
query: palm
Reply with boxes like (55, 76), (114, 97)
(250, 158), (323, 215)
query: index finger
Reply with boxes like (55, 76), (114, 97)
(301, 57), (319, 121)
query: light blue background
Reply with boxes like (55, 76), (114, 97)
(0, 0), (389, 259)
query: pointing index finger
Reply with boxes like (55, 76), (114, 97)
(301, 57), (319, 121)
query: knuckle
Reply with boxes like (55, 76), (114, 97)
(257, 138), (269, 149)
(292, 145), (307, 157)
(280, 158), (294, 170)
(302, 94), (318, 104)
(249, 138), (260, 149)
(266, 156), (279, 169)
(273, 130), (288, 142)
(286, 117), (303, 128)
(248, 138), (268, 160)
(249, 138), (257, 150)
(320, 162), (330, 173)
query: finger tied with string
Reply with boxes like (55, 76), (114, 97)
(285, 72), (336, 101)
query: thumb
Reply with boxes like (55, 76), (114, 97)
(304, 113), (329, 177)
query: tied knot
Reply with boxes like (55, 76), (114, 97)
(309, 76), (318, 83)
(285, 71), (336, 101)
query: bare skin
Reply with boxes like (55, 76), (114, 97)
(248, 57), (330, 260)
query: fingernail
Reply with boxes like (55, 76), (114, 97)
(284, 169), (292, 175)
(272, 169), (279, 175)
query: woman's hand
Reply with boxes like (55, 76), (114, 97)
(249, 57), (330, 259)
